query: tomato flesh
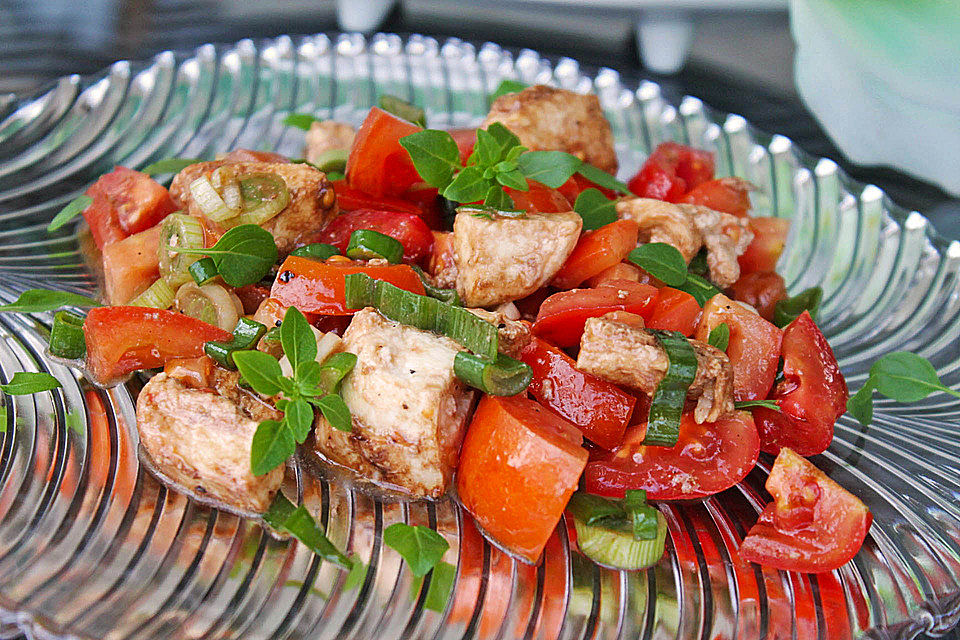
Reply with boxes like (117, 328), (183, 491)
(584, 411), (759, 500)
(457, 394), (587, 564)
(307, 208), (434, 264)
(520, 336), (636, 449)
(448, 128), (477, 165)
(346, 107), (422, 197)
(739, 217), (790, 275)
(96, 166), (176, 236)
(696, 293), (782, 401)
(753, 311), (848, 456)
(84, 307), (231, 385)
(101, 225), (161, 305)
(627, 142), (715, 202)
(679, 177), (753, 217)
(739, 448), (871, 572)
(728, 271), (787, 321)
(551, 219), (639, 289)
(533, 283), (658, 347)
(504, 183), (572, 214)
(270, 255), (424, 315)
(646, 286), (701, 336)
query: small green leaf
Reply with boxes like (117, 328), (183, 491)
(484, 123), (521, 156)
(708, 323), (730, 351)
(326, 171), (346, 182)
(422, 560), (456, 612)
(296, 360), (323, 395)
(573, 188), (617, 230)
(378, 94), (426, 127)
(250, 419), (295, 475)
(490, 79), (527, 101)
(870, 352), (959, 402)
(285, 398), (314, 443)
(47, 195), (93, 233)
(442, 166), (491, 204)
(846, 382), (875, 426)
(688, 249), (709, 278)
(344, 555), (367, 590)
(628, 243), (688, 287)
(773, 287), (823, 328)
(494, 168), (528, 191)
(516, 150), (582, 188)
(483, 185), (515, 210)
(734, 399), (781, 412)
(141, 157), (201, 175)
(317, 394), (352, 432)
(172, 224), (278, 288)
(233, 350), (284, 396)
(676, 273), (723, 306)
(469, 128), (500, 167)
(383, 523), (449, 577)
(399, 130), (462, 190)
(577, 163), (631, 194)
(283, 113), (319, 130)
(281, 306), (317, 370)
(65, 409), (85, 434)
(0, 372), (61, 395)
(0, 289), (101, 313)
(0, 406), (7, 433)
(283, 505), (352, 568)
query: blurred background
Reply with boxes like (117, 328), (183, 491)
(1, 0), (959, 240)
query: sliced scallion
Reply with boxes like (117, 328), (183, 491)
(570, 500), (667, 570)
(453, 352), (532, 396)
(378, 94), (427, 127)
(310, 148), (349, 174)
(189, 257), (219, 285)
(204, 317), (268, 369)
(159, 213), (206, 286)
(175, 282), (240, 331)
(346, 229), (404, 264)
(190, 175), (239, 222)
(237, 173), (290, 225)
(319, 352), (358, 394)
(129, 279), (176, 309)
(48, 311), (86, 359)
(290, 243), (340, 261)
(642, 330), (698, 447)
(412, 265), (460, 305)
(344, 273), (498, 361)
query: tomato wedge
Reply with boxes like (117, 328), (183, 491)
(739, 448), (871, 573)
(331, 180), (424, 216)
(83, 167), (176, 249)
(556, 173), (618, 204)
(584, 411), (759, 500)
(307, 208), (434, 264)
(739, 217), (790, 275)
(627, 142), (715, 202)
(346, 107), (422, 197)
(270, 255), (424, 315)
(457, 394), (587, 564)
(753, 311), (848, 456)
(504, 183), (573, 214)
(101, 225), (161, 305)
(679, 177), (753, 217)
(551, 219), (639, 289)
(84, 307), (231, 385)
(533, 283), (658, 347)
(586, 262), (640, 287)
(519, 336), (636, 449)
(728, 271), (787, 321)
(448, 128), (477, 165)
(646, 286), (701, 336)
(696, 293), (782, 401)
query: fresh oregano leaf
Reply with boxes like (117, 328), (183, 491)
(285, 398), (314, 443)
(141, 157), (201, 175)
(172, 224), (278, 287)
(280, 306), (317, 370)
(283, 113), (319, 130)
(343, 555), (367, 590)
(846, 382), (874, 426)
(490, 78), (526, 101)
(734, 399), (781, 412)
(0, 289), (101, 313)
(47, 195), (92, 233)
(494, 167), (529, 191)
(233, 350), (284, 396)
(676, 273), (723, 306)
(573, 188), (617, 230)
(628, 243), (688, 287)
(0, 372), (61, 395)
(378, 94), (426, 127)
(516, 150), (582, 188)
(577, 163), (631, 194)
(443, 165), (490, 204)
(773, 287), (823, 328)
(469, 127), (500, 168)
(383, 523), (450, 577)
(870, 352), (958, 402)
(399, 129), (462, 190)
(707, 323), (730, 351)
(316, 394), (352, 432)
(421, 560), (456, 612)
(484, 123), (521, 156)
(250, 419), (295, 476)
(483, 184), (515, 209)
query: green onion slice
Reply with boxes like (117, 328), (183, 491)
(189, 257), (219, 285)
(377, 94), (426, 127)
(204, 317), (268, 369)
(290, 243), (340, 261)
(237, 173), (290, 225)
(344, 273), (498, 361)
(175, 282), (241, 331)
(310, 148), (349, 174)
(642, 330), (698, 447)
(345, 229), (404, 264)
(159, 213), (206, 286)
(129, 279), (176, 309)
(411, 265), (460, 305)
(48, 311), (86, 359)
(567, 491), (665, 570)
(190, 175), (239, 222)
(263, 492), (352, 569)
(453, 352), (532, 396)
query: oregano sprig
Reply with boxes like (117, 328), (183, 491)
(627, 243), (724, 305)
(847, 352), (960, 426)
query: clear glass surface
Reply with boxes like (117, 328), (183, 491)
(0, 33), (957, 640)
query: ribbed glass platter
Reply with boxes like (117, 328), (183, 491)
(0, 33), (958, 640)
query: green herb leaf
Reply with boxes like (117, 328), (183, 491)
(516, 150), (582, 188)
(295, 360), (323, 395)
(420, 560), (456, 612)
(172, 224), (278, 287)
(846, 382), (874, 426)
(326, 170), (346, 182)
(0, 289), (101, 313)
(378, 94), (427, 127)
(281, 306), (317, 370)
(343, 555), (367, 590)
(577, 163), (631, 194)
(0, 372), (61, 395)
(623, 490), (659, 541)
(283, 505), (352, 568)
(707, 323), (730, 351)
(283, 113), (319, 130)
(676, 273), (723, 306)
(399, 130), (462, 190)
(316, 394), (352, 432)
(250, 419), (294, 475)
(573, 188), (618, 230)
(773, 287), (823, 328)
(47, 195), (93, 233)
(482, 185), (514, 210)
(494, 168), (529, 191)
(141, 157), (201, 175)
(442, 166), (490, 204)
(383, 523), (450, 577)
(484, 123), (521, 156)
(285, 398), (314, 443)
(734, 399), (781, 412)
(490, 79), (527, 101)
(628, 243), (688, 287)
(0, 407), (7, 433)
(469, 128), (500, 167)
(233, 350), (284, 396)
(870, 352), (959, 402)
(688, 249), (709, 278)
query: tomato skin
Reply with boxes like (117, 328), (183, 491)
(556, 173), (617, 205)
(271, 255), (424, 315)
(740, 448), (871, 572)
(551, 219), (639, 289)
(754, 311), (848, 456)
(696, 293), (782, 401)
(346, 107), (422, 197)
(83, 307), (232, 385)
(448, 128), (477, 165)
(519, 336), (636, 450)
(533, 284), (658, 347)
(646, 287), (701, 336)
(504, 183), (572, 214)
(728, 271), (787, 321)
(584, 411), (759, 500)
(308, 208), (434, 264)
(739, 217), (790, 275)
(679, 177), (753, 217)
(331, 180), (425, 216)
(457, 394), (587, 564)
(101, 225), (161, 305)
(586, 261), (640, 287)
(627, 142), (715, 202)
(83, 167), (176, 249)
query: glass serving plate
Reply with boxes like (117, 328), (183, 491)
(0, 33), (958, 640)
